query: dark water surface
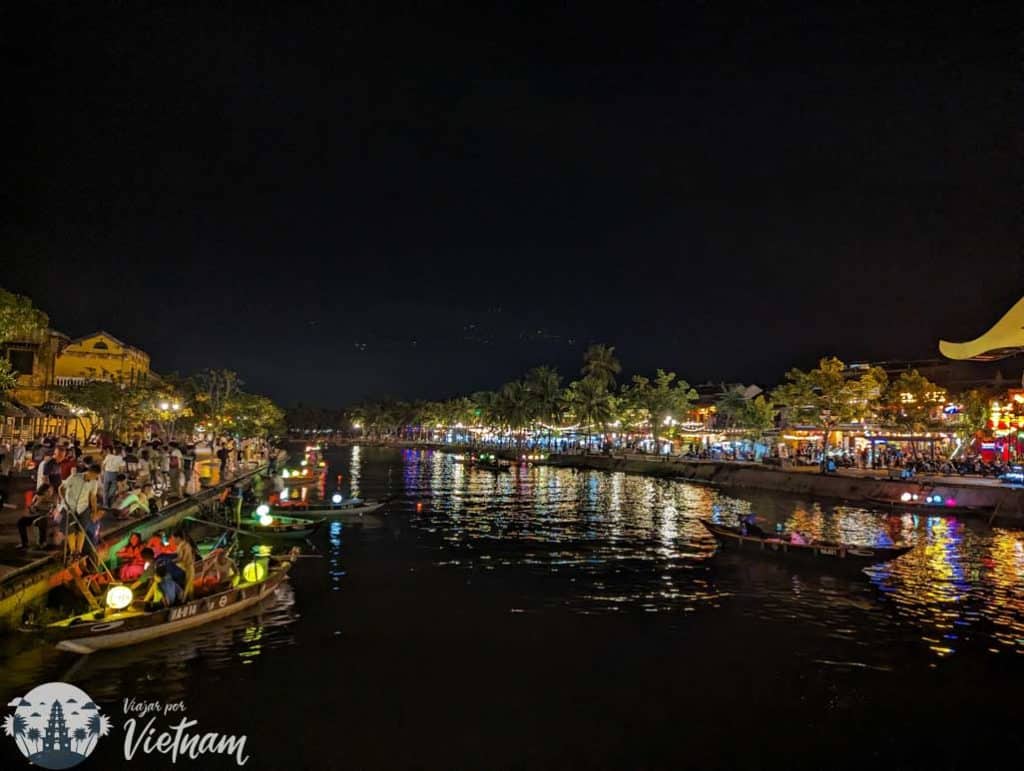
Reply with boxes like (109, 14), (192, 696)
(2, 445), (1024, 769)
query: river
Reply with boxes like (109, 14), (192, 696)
(1, 445), (1023, 769)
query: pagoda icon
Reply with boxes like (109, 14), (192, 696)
(41, 700), (72, 755)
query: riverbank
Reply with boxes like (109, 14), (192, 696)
(351, 439), (1024, 525)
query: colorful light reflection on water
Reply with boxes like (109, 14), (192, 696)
(395, 447), (1024, 659)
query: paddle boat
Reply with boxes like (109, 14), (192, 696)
(235, 505), (321, 539)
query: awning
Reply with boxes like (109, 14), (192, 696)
(8, 398), (44, 419)
(1, 401), (24, 418)
(40, 402), (74, 418)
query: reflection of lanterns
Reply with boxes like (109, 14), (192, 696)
(106, 585), (133, 610)
(259, 513), (274, 526)
(242, 560), (267, 582)
(331, 492), (343, 504)
(256, 504), (270, 517)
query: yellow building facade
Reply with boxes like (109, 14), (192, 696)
(54, 331), (151, 386)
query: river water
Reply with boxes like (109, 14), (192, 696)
(2, 445), (1023, 769)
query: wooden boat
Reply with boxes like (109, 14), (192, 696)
(43, 552), (297, 654)
(865, 497), (992, 514)
(271, 497), (387, 518)
(235, 514), (321, 539)
(280, 471), (325, 487)
(699, 520), (912, 568)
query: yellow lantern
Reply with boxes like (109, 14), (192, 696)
(242, 560), (267, 583)
(105, 585), (133, 610)
(259, 513), (274, 526)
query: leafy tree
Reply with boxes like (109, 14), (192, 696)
(581, 344), (621, 391)
(772, 357), (887, 469)
(883, 370), (946, 457)
(0, 358), (16, 393)
(497, 380), (531, 447)
(0, 287), (48, 343)
(956, 388), (990, 448)
(188, 369), (241, 438)
(224, 393), (286, 438)
(59, 374), (153, 441)
(716, 386), (749, 429)
(624, 370), (697, 447)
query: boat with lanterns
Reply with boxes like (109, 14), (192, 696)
(279, 444), (329, 486)
(234, 505), (321, 539)
(866, 490), (992, 515)
(39, 549), (299, 654)
(473, 453), (512, 472)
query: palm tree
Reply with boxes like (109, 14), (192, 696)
(567, 378), (615, 449)
(716, 385), (748, 429)
(581, 344), (622, 391)
(84, 713), (111, 755)
(3, 713), (29, 756)
(498, 381), (531, 448)
(26, 727), (41, 754)
(526, 366), (563, 448)
(73, 727), (88, 753)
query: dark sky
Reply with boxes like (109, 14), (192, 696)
(4, 3), (1020, 405)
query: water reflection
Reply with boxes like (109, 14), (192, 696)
(394, 448), (1024, 659)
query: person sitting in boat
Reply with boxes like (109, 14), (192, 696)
(196, 548), (237, 591)
(147, 563), (183, 609)
(146, 530), (171, 555)
(116, 532), (146, 581)
(174, 535), (197, 600)
(739, 513), (767, 538)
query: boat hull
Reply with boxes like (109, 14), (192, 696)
(699, 520), (911, 568)
(50, 568), (291, 654)
(271, 501), (386, 519)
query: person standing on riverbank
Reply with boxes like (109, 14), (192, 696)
(101, 445), (125, 506)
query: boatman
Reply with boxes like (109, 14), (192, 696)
(739, 513), (767, 538)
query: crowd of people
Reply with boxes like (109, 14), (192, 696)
(4, 434), (268, 555)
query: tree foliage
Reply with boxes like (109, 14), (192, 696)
(0, 287), (48, 343)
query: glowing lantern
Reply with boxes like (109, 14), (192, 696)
(282, 469), (291, 478)
(106, 585), (133, 610)
(900, 492), (912, 502)
(331, 492), (343, 505)
(301, 460), (308, 467)
(256, 504), (270, 517)
(259, 513), (274, 526)
(242, 560), (267, 582)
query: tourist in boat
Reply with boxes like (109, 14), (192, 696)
(197, 548), (237, 590)
(173, 532), (198, 600)
(142, 563), (183, 609)
(116, 533), (146, 581)
(739, 513), (767, 538)
(16, 483), (56, 550)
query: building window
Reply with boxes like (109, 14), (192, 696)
(7, 349), (35, 375)
(93, 341), (109, 350)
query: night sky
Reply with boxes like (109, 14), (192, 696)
(5, 4), (1019, 406)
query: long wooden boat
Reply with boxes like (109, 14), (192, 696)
(235, 514), (321, 539)
(42, 554), (296, 654)
(281, 472), (325, 487)
(272, 498), (387, 518)
(699, 519), (912, 568)
(865, 497), (992, 514)
(475, 460), (511, 473)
